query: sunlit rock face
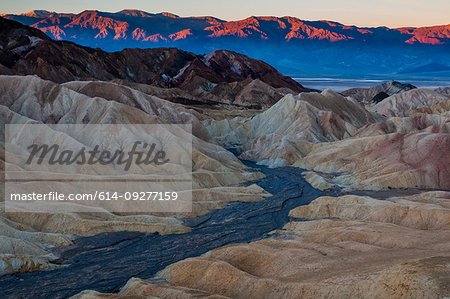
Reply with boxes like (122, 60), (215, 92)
(73, 192), (450, 299)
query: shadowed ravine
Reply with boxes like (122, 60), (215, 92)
(0, 160), (331, 298)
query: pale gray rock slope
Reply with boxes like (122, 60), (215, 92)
(295, 130), (450, 191)
(354, 114), (449, 137)
(61, 80), (213, 141)
(0, 75), (268, 275)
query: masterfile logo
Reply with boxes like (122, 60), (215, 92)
(5, 124), (193, 213)
(26, 141), (170, 170)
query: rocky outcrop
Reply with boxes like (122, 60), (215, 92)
(175, 50), (303, 92)
(205, 90), (378, 167)
(0, 16), (51, 71)
(109, 79), (265, 121)
(289, 193), (450, 229)
(75, 192), (450, 298)
(0, 209), (73, 274)
(370, 88), (450, 117)
(342, 80), (416, 104)
(435, 86), (450, 95)
(72, 277), (230, 299)
(354, 114), (449, 137)
(407, 99), (450, 117)
(209, 78), (295, 108)
(295, 131), (450, 190)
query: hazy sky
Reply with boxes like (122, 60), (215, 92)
(2, 0), (449, 27)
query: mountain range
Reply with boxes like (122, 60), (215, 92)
(0, 16), (305, 108)
(2, 10), (450, 76)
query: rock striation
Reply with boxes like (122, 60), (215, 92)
(435, 86), (450, 95)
